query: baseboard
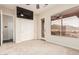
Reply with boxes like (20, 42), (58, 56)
(40, 39), (46, 41)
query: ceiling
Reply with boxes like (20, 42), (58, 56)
(0, 4), (56, 14)
(51, 6), (79, 20)
(17, 4), (56, 14)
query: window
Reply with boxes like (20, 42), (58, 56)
(51, 16), (79, 38)
(51, 19), (61, 36)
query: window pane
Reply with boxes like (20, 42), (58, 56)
(62, 16), (79, 38)
(51, 19), (61, 36)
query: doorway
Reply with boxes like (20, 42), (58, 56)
(3, 15), (13, 43)
(41, 18), (45, 39)
(0, 13), (14, 46)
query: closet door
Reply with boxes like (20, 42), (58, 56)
(8, 16), (13, 41)
(3, 15), (8, 41)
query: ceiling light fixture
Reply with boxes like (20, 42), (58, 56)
(20, 13), (24, 17)
(26, 4), (48, 9)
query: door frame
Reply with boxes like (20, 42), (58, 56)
(1, 12), (15, 46)
(1, 10), (3, 46)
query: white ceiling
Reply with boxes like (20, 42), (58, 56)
(0, 4), (56, 14)
(17, 4), (56, 14)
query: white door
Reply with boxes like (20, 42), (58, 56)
(3, 15), (14, 42)
(0, 12), (14, 45)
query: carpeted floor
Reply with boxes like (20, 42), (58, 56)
(0, 39), (79, 55)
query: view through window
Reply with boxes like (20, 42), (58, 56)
(51, 16), (79, 38)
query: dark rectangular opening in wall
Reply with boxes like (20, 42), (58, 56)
(17, 6), (33, 20)
(41, 18), (45, 38)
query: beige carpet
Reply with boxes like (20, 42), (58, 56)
(0, 39), (79, 55)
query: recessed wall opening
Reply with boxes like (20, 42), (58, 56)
(3, 15), (14, 43)
(41, 18), (45, 39)
(0, 13), (14, 45)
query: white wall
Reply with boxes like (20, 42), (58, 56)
(16, 18), (34, 43)
(0, 5), (38, 43)
(34, 14), (39, 39)
(47, 36), (79, 50)
(38, 4), (79, 50)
